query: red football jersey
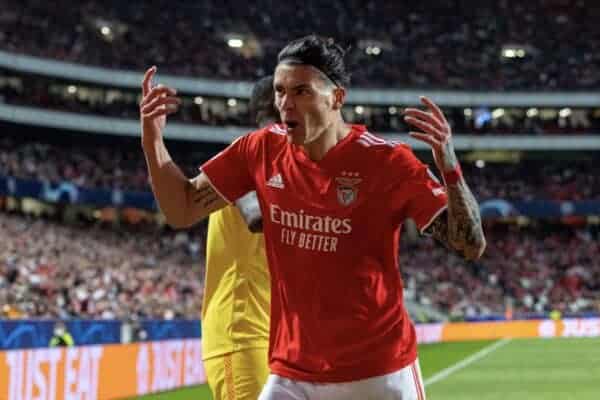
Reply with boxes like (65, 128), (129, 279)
(201, 124), (448, 382)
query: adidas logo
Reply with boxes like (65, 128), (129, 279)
(267, 174), (284, 189)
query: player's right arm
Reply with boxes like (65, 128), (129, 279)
(139, 66), (227, 228)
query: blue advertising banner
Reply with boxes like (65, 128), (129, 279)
(2, 174), (600, 217)
(141, 319), (201, 341)
(0, 319), (201, 350)
(0, 320), (121, 350)
(0, 320), (54, 349)
(0, 175), (156, 210)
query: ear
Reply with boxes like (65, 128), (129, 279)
(332, 87), (346, 110)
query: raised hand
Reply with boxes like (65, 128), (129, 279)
(139, 66), (181, 142)
(404, 96), (458, 173)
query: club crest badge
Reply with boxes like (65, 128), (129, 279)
(335, 172), (362, 206)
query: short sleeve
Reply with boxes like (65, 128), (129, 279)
(200, 133), (258, 203)
(388, 146), (448, 233)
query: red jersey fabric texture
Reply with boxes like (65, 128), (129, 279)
(201, 124), (448, 382)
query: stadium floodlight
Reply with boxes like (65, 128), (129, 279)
(359, 39), (389, 57)
(559, 108), (572, 118)
(492, 108), (505, 119)
(501, 45), (527, 59)
(502, 49), (517, 58)
(354, 105), (364, 114)
(100, 26), (112, 36)
(227, 38), (244, 48)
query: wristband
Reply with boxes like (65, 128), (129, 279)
(442, 164), (462, 186)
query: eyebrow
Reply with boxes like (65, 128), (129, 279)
(274, 83), (311, 91)
(292, 84), (310, 90)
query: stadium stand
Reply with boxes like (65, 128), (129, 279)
(2, 209), (598, 321)
(1, 0), (599, 89)
(1, 3), (599, 400)
(402, 223), (600, 320)
(0, 212), (204, 320)
(2, 136), (600, 200)
(0, 0), (598, 325)
(2, 73), (599, 134)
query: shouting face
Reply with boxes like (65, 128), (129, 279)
(274, 63), (343, 145)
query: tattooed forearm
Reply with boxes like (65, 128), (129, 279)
(446, 179), (486, 259)
(426, 213), (449, 246)
(427, 179), (486, 260)
(192, 185), (220, 208)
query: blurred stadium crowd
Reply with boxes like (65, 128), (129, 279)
(2, 0), (600, 136)
(0, 0), (598, 323)
(1, 133), (599, 320)
(403, 225), (600, 319)
(1, 0), (598, 89)
(2, 137), (600, 201)
(2, 210), (598, 321)
(0, 212), (204, 320)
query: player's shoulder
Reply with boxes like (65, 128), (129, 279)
(233, 124), (287, 148)
(246, 123), (287, 139)
(354, 127), (412, 158)
(355, 127), (426, 177)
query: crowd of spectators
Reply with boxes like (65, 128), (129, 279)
(2, 136), (598, 320)
(1, 0), (598, 324)
(2, 136), (599, 201)
(1, 0), (599, 90)
(464, 161), (600, 201)
(0, 212), (205, 320)
(401, 224), (600, 319)
(0, 136), (211, 192)
(1, 210), (598, 321)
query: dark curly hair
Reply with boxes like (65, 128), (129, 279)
(277, 34), (351, 87)
(248, 75), (279, 126)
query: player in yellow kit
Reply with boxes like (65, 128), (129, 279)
(202, 76), (278, 400)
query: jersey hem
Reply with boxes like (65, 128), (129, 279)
(269, 350), (417, 383)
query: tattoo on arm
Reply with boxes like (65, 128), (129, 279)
(426, 179), (486, 260)
(192, 184), (220, 208)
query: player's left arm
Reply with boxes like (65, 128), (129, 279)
(404, 96), (486, 260)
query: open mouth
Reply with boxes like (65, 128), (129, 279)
(285, 121), (299, 131)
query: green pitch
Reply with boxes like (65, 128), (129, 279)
(133, 338), (600, 400)
(128, 384), (211, 399)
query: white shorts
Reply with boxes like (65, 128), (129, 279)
(258, 359), (426, 400)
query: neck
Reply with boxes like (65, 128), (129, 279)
(303, 117), (350, 161)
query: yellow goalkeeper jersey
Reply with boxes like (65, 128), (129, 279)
(201, 205), (270, 360)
